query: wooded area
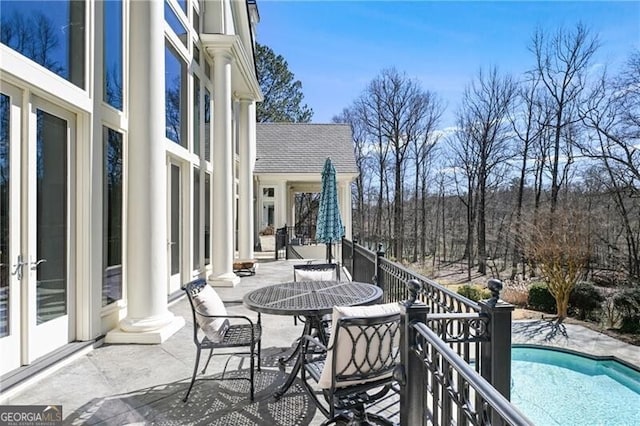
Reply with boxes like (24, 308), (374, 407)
(334, 24), (640, 286)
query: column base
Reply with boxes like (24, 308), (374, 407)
(208, 271), (241, 287)
(105, 314), (185, 344)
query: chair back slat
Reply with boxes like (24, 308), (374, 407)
(331, 312), (401, 385)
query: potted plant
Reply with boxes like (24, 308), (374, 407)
(258, 225), (275, 251)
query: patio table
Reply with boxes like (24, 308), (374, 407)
(243, 280), (382, 399)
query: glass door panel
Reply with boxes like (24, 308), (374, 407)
(35, 110), (67, 324)
(0, 84), (22, 375)
(26, 100), (74, 362)
(168, 163), (181, 293)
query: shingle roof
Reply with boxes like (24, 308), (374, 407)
(255, 123), (358, 174)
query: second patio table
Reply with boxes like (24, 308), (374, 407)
(243, 280), (383, 399)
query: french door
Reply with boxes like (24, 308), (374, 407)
(168, 162), (182, 294)
(0, 82), (75, 375)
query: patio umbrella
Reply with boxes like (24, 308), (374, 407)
(315, 157), (344, 263)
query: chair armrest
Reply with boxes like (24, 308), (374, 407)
(193, 310), (260, 328)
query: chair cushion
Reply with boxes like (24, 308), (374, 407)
(318, 302), (401, 389)
(294, 268), (336, 282)
(192, 284), (230, 343)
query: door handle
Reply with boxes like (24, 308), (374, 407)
(11, 255), (28, 280)
(30, 259), (47, 270)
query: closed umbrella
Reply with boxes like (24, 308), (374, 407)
(315, 157), (344, 263)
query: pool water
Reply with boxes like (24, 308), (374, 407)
(511, 346), (640, 425)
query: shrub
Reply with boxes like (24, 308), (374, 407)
(527, 282), (556, 313)
(569, 281), (604, 320)
(502, 280), (529, 307)
(457, 284), (491, 302)
(613, 288), (640, 333)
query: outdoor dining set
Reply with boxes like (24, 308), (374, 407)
(181, 262), (401, 426)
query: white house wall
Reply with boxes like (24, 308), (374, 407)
(0, 0), (261, 374)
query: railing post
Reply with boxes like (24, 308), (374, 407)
(375, 243), (385, 288)
(351, 237), (357, 277)
(479, 279), (514, 402)
(396, 279), (428, 426)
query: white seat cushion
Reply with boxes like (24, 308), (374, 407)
(192, 284), (230, 343)
(294, 268), (336, 282)
(318, 302), (401, 389)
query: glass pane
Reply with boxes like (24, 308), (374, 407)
(165, 43), (187, 147)
(177, 0), (187, 14)
(104, 0), (123, 110)
(164, 1), (187, 48)
(36, 109), (67, 324)
(204, 89), (210, 161)
(193, 75), (200, 156)
(0, 94), (10, 337)
(193, 43), (200, 65)
(193, 7), (200, 34)
(0, 1), (85, 88)
(204, 172), (210, 265)
(102, 127), (123, 306)
(171, 165), (180, 275)
(193, 168), (200, 269)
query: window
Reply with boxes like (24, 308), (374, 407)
(193, 75), (200, 156)
(164, 1), (187, 48)
(102, 127), (123, 306)
(204, 89), (211, 161)
(0, 1), (85, 88)
(204, 173), (211, 265)
(193, 168), (200, 269)
(165, 42), (187, 147)
(263, 188), (275, 198)
(104, 0), (123, 110)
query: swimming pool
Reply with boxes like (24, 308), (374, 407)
(511, 346), (640, 425)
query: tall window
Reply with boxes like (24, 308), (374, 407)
(193, 75), (200, 156)
(205, 89), (211, 161)
(205, 173), (211, 265)
(102, 127), (123, 306)
(165, 43), (187, 147)
(0, 1), (85, 88)
(104, 0), (123, 110)
(193, 168), (200, 269)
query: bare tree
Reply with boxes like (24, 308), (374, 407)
(531, 23), (599, 213)
(578, 50), (640, 277)
(409, 92), (444, 262)
(526, 209), (591, 322)
(508, 73), (548, 278)
(456, 67), (517, 275)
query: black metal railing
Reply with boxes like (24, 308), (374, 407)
(342, 238), (524, 424)
(397, 281), (532, 426)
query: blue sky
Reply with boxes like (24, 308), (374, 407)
(255, 1), (640, 128)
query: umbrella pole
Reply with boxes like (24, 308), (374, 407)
(326, 243), (332, 263)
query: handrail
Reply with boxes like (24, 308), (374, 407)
(412, 322), (533, 425)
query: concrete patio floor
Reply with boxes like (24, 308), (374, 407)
(1, 256), (638, 425)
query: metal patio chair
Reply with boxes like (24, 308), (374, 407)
(300, 304), (401, 425)
(182, 278), (262, 402)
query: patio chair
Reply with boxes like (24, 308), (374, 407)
(293, 262), (340, 282)
(300, 303), (401, 425)
(182, 278), (262, 402)
(291, 263), (340, 329)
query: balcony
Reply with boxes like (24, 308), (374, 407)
(2, 241), (638, 425)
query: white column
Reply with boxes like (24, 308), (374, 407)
(340, 181), (353, 240)
(237, 98), (254, 260)
(106, 0), (184, 344)
(277, 181), (288, 228)
(209, 50), (240, 287)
